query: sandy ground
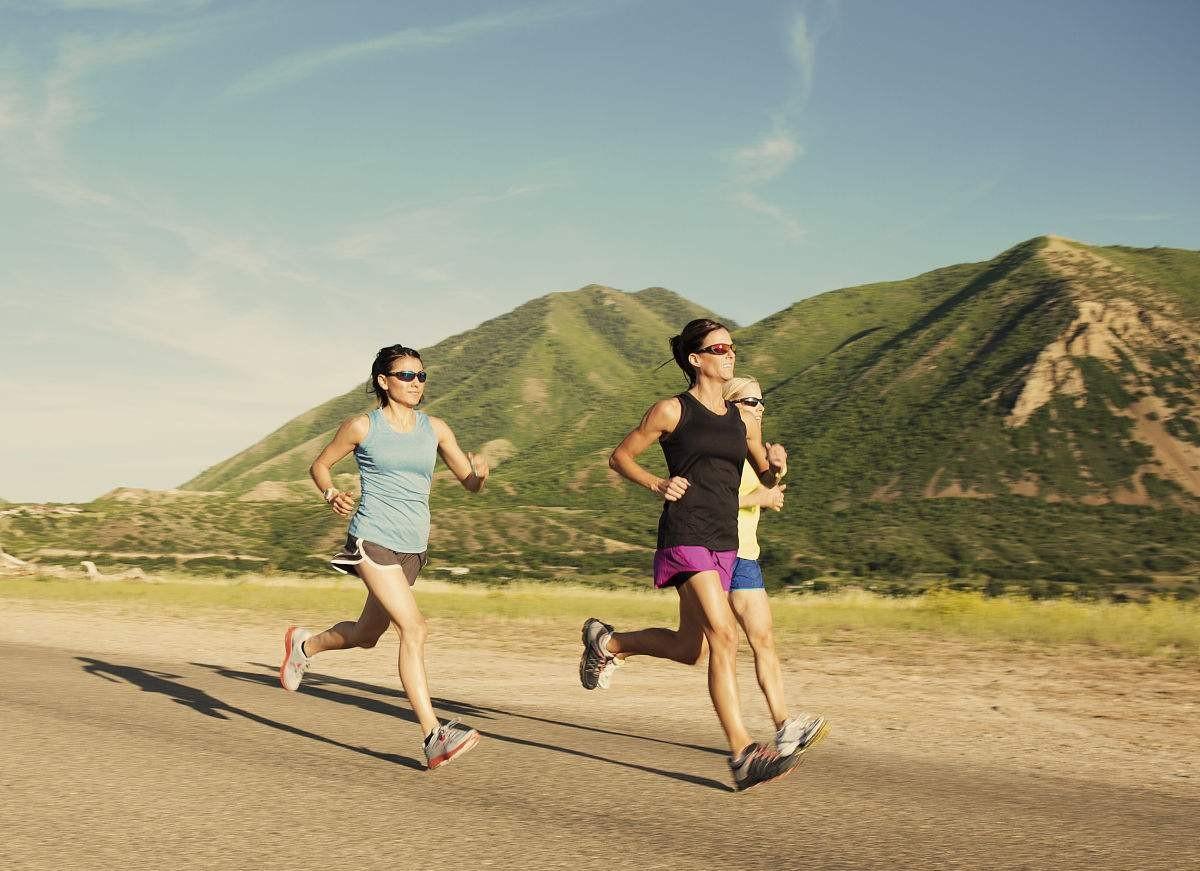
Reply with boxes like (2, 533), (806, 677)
(0, 597), (1197, 870)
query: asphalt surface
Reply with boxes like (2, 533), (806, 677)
(1, 639), (1195, 870)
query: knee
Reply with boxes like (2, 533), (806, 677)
(355, 634), (381, 650)
(397, 615), (428, 646)
(706, 621), (740, 657)
(747, 629), (776, 656)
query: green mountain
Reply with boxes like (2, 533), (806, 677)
(741, 235), (1200, 507)
(5, 239), (1199, 598)
(725, 236), (1200, 588)
(182, 286), (732, 495)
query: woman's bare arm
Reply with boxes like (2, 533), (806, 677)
(608, 398), (689, 501)
(744, 414), (786, 487)
(430, 416), (489, 493)
(310, 414), (369, 517)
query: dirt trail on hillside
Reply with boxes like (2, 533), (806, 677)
(1, 600), (1197, 870)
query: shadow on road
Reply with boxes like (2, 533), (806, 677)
(248, 660), (728, 757)
(77, 657), (425, 771)
(200, 662), (732, 792)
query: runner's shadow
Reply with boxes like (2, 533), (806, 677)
(205, 663), (731, 792)
(198, 662), (496, 725)
(77, 657), (424, 771)
(247, 661), (727, 757)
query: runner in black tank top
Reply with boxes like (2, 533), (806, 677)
(575, 319), (798, 792)
(657, 391), (747, 553)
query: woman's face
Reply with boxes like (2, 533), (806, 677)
(377, 355), (426, 408)
(690, 327), (736, 383)
(731, 384), (765, 424)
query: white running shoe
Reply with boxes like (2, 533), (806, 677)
(279, 626), (312, 692)
(596, 654), (623, 690)
(424, 720), (481, 769)
(775, 713), (830, 757)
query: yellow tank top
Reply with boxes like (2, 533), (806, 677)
(737, 461), (762, 560)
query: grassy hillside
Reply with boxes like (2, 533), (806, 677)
(181, 286), (732, 493)
(6, 239), (1199, 599)
(722, 236), (1200, 590)
(735, 237), (1200, 505)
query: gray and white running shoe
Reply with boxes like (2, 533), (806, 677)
(775, 713), (830, 757)
(579, 617), (615, 690)
(596, 654), (623, 690)
(424, 720), (480, 769)
(729, 742), (802, 792)
(279, 626), (312, 692)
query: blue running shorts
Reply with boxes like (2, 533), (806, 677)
(729, 557), (765, 591)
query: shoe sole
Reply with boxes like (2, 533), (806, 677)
(734, 756), (804, 793)
(798, 719), (831, 755)
(279, 626), (300, 692)
(427, 731), (480, 770)
(579, 619), (608, 691)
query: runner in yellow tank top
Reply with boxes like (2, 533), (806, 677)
(723, 376), (830, 759)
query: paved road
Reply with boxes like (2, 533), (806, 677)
(1, 640), (1194, 870)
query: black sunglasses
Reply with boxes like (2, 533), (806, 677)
(735, 397), (765, 408)
(697, 342), (735, 355)
(387, 370), (427, 383)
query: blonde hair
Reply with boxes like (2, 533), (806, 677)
(722, 376), (761, 401)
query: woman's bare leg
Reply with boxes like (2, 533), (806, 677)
(352, 561), (439, 736)
(730, 588), (790, 728)
(608, 571), (752, 754)
(606, 588), (705, 665)
(303, 592), (390, 655)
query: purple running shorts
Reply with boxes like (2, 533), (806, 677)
(653, 546), (738, 592)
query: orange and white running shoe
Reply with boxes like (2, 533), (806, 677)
(279, 626), (312, 692)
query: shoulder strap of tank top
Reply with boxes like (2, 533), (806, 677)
(664, 393), (690, 439)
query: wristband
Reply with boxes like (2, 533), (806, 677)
(323, 487), (338, 504)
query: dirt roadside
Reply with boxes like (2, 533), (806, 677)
(1, 597), (1197, 870)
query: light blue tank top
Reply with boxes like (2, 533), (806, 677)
(348, 409), (438, 553)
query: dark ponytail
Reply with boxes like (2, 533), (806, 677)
(669, 318), (728, 387)
(369, 344), (423, 406)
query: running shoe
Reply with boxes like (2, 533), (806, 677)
(775, 713), (830, 757)
(424, 720), (481, 769)
(579, 617), (615, 690)
(279, 626), (312, 692)
(596, 654), (623, 690)
(729, 742), (802, 792)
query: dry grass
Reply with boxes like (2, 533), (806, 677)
(2, 574), (1196, 659)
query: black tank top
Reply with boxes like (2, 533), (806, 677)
(656, 392), (748, 551)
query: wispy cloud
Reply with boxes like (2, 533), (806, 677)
(725, 6), (836, 241)
(0, 26), (198, 207)
(732, 132), (802, 185)
(227, 1), (601, 99)
(733, 190), (805, 241)
(0, 15), (320, 283)
(788, 13), (816, 104)
(4, 0), (212, 11)
(329, 182), (558, 281)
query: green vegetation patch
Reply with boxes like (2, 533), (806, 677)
(3, 576), (1196, 659)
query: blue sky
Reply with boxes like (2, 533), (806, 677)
(2, 0), (1198, 502)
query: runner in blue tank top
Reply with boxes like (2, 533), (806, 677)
(278, 343), (491, 770)
(577, 318), (798, 792)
